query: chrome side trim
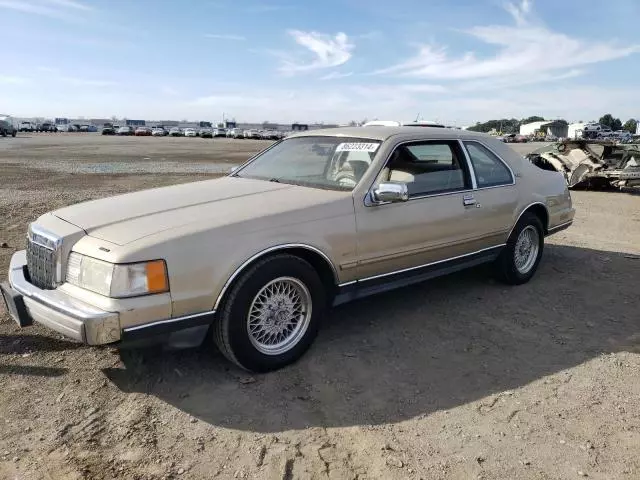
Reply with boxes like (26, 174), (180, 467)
(337, 280), (357, 288)
(458, 139), (478, 189)
(123, 310), (216, 333)
(355, 244), (505, 283)
(508, 202), (548, 238)
(213, 243), (339, 310)
(366, 187), (476, 206)
(547, 220), (573, 234)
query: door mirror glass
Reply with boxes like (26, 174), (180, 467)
(373, 182), (409, 203)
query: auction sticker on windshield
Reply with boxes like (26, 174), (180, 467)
(335, 142), (380, 152)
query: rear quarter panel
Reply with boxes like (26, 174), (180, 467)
(487, 139), (574, 232)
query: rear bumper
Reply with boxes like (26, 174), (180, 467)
(3, 251), (215, 348)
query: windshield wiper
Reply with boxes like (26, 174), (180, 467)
(268, 178), (281, 183)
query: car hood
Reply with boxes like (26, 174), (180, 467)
(52, 177), (352, 245)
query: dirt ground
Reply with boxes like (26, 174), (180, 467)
(1, 134), (639, 480)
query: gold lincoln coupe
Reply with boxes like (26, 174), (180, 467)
(2, 127), (574, 372)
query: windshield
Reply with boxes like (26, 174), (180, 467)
(235, 136), (382, 191)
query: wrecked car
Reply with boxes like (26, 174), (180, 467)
(526, 140), (640, 190)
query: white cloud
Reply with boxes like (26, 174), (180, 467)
(58, 76), (117, 87)
(0, 74), (30, 85)
(45, 0), (92, 10)
(204, 33), (246, 41)
(161, 86), (180, 96)
(245, 4), (290, 13)
(279, 30), (354, 74)
(504, 0), (532, 26)
(0, 0), (64, 18)
(0, 0), (92, 20)
(376, 0), (640, 83)
(320, 71), (354, 80)
(36, 66), (60, 73)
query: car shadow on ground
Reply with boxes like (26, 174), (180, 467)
(0, 332), (82, 355)
(103, 244), (639, 433)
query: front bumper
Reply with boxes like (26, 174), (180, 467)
(2, 251), (121, 344)
(2, 251), (216, 348)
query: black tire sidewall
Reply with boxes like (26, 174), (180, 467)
(500, 213), (545, 284)
(221, 255), (326, 372)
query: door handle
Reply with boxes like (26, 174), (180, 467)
(463, 194), (476, 207)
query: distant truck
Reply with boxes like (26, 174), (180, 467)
(19, 121), (36, 132)
(0, 114), (17, 137)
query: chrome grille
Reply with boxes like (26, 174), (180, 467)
(25, 225), (62, 290)
(26, 239), (57, 289)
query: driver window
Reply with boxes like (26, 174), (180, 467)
(384, 141), (471, 196)
(331, 150), (375, 188)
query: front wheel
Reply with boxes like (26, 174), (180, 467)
(212, 254), (325, 372)
(494, 212), (544, 285)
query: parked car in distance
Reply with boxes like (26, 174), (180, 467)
(1, 127), (575, 372)
(227, 128), (243, 139)
(151, 127), (167, 137)
(135, 127), (152, 136)
(56, 124), (76, 132)
(184, 128), (198, 137)
(261, 130), (280, 140)
(117, 126), (134, 136)
(199, 128), (213, 138)
(244, 129), (261, 139)
(102, 124), (117, 135)
(40, 122), (57, 133)
(0, 115), (17, 137)
(19, 121), (36, 132)
(213, 127), (227, 137)
(169, 127), (183, 137)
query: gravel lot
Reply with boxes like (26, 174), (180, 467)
(1, 134), (639, 480)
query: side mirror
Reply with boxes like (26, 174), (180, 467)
(372, 182), (409, 203)
(228, 165), (240, 174)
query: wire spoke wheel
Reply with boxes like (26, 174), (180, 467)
(514, 225), (540, 274)
(247, 277), (312, 355)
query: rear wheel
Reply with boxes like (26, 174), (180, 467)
(212, 254), (325, 372)
(495, 212), (544, 285)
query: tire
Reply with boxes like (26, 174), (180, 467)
(12, 130), (17, 137)
(494, 212), (544, 285)
(213, 254), (326, 372)
(1, 129), (6, 137)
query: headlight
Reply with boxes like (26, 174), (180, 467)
(66, 253), (168, 298)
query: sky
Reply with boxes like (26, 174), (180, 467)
(1, 0), (639, 125)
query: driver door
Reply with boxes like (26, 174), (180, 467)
(353, 139), (485, 282)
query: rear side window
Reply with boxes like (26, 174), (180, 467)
(463, 142), (513, 188)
